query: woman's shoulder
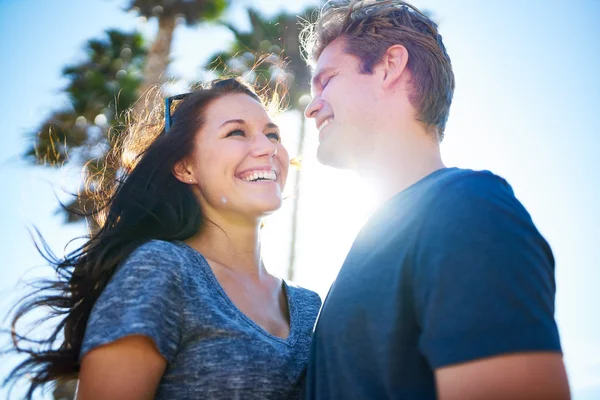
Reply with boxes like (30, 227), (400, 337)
(285, 280), (322, 309)
(130, 239), (183, 256)
(119, 239), (202, 277)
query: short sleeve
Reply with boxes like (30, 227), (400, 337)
(413, 172), (561, 369)
(80, 240), (185, 363)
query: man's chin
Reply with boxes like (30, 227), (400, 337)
(317, 145), (352, 169)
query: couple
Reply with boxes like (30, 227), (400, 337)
(8, 1), (569, 399)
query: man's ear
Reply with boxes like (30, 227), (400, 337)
(172, 159), (196, 184)
(382, 45), (409, 89)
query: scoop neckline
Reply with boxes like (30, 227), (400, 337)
(174, 241), (298, 347)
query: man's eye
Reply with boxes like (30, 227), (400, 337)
(322, 76), (334, 88)
(226, 129), (245, 137)
(266, 132), (281, 142)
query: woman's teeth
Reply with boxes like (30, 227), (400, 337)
(241, 170), (277, 182)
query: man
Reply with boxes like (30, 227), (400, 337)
(300, 1), (570, 399)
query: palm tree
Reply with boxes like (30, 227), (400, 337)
(208, 8), (312, 107)
(25, 29), (146, 224)
(125, 0), (230, 113)
(206, 6), (318, 281)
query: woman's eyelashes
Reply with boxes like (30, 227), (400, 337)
(266, 132), (281, 142)
(226, 129), (246, 138)
(226, 129), (281, 142)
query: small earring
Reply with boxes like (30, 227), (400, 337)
(189, 179), (193, 183)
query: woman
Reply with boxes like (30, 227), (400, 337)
(7, 78), (321, 399)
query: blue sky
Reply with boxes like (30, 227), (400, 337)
(1, 0), (598, 398)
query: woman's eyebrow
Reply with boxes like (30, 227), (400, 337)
(220, 119), (246, 128)
(220, 119), (279, 130)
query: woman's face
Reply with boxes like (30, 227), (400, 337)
(182, 93), (289, 222)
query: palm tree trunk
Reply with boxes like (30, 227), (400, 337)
(134, 13), (176, 114)
(287, 113), (306, 281)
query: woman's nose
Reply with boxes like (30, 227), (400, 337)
(252, 134), (278, 158)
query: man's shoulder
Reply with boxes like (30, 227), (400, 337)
(423, 168), (515, 208)
(414, 168), (534, 240)
(431, 167), (511, 193)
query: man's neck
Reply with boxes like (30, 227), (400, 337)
(357, 128), (446, 204)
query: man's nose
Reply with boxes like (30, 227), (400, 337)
(304, 96), (322, 119)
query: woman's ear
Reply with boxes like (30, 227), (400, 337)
(172, 159), (196, 184)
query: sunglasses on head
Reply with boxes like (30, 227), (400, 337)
(164, 79), (241, 132)
(164, 92), (191, 132)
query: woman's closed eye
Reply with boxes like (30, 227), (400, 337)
(226, 129), (280, 143)
(266, 132), (281, 142)
(226, 129), (246, 138)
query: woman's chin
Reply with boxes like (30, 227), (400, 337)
(221, 197), (282, 223)
(250, 198), (283, 218)
(257, 200), (283, 216)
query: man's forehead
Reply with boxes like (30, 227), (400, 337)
(310, 38), (348, 78)
(312, 66), (336, 79)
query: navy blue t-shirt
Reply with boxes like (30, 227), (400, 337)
(305, 168), (561, 399)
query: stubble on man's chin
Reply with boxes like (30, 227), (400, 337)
(317, 145), (354, 170)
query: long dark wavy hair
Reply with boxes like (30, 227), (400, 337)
(4, 78), (267, 398)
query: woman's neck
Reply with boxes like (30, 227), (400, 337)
(185, 217), (267, 279)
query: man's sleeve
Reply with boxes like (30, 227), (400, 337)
(412, 172), (562, 369)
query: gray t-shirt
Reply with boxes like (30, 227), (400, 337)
(80, 240), (322, 399)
